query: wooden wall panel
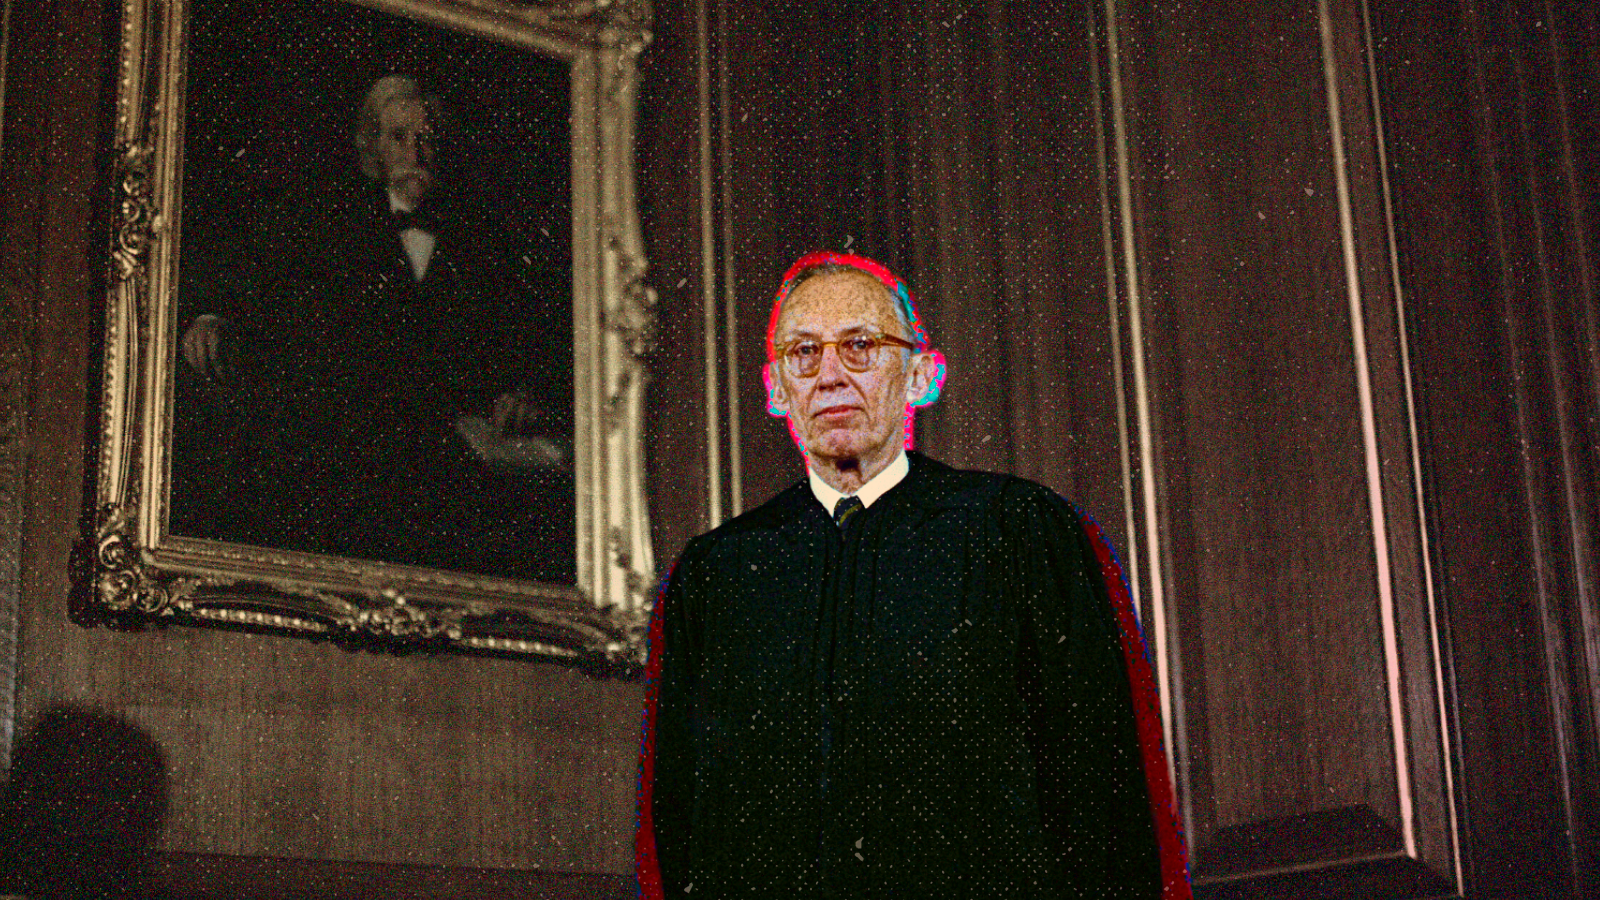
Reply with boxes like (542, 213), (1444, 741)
(1375, 0), (1600, 894)
(0, 0), (31, 774)
(1115, 0), (1455, 891)
(1127, 0), (1377, 831)
(14, 605), (643, 872)
(639, 0), (715, 566)
(646, 0), (1135, 558)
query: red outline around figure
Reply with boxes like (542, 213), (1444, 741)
(1077, 508), (1195, 900)
(634, 568), (672, 900)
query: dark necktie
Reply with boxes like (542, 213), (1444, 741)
(833, 495), (865, 529)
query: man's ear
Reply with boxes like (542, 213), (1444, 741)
(764, 363), (790, 417)
(905, 350), (945, 408)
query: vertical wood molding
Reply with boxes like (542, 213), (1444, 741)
(716, 0), (740, 518)
(1494, 0), (1598, 888)
(1356, 0), (1462, 884)
(694, 0), (721, 528)
(640, 0), (714, 567)
(1315, 0), (1414, 860)
(0, 0), (18, 772)
(1100, 0), (1178, 790)
(1089, 0), (1140, 623)
(1455, 0), (1597, 890)
(1524, 4), (1600, 886)
(691, 0), (744, 528)
(1538, 7), (1600, 882)
(0, 0), (9, 165)
(1540, 10), (1600, 860)
(0, 253), (22, 776)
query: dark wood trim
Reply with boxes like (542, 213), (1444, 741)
(0, 0), (17, 779)
(1195, 805), (1405, 880)
(1195, 854), (1455, 900)
(1463, 0), (1598, 892)
(639, 0), (717, 571)
(1369, 0), (1600, 894)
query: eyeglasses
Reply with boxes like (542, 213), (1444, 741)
(773, 333), (919, 378)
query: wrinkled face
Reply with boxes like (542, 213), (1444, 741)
(768, 271), (932, 467)
(374, 98), (435, 205)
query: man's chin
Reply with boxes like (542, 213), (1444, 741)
(803, 433), (875, 466)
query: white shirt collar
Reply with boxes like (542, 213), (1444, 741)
(808, 450), (910, 517)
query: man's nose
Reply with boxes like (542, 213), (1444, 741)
(814, 344), (849, 385)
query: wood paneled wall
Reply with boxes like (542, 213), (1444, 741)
(644, 0), (1134, 567)
(645, 0), (1599, 898)
(1, 0), (1596, 896)
(1117, 0), (1452, 889)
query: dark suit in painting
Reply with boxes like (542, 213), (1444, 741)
(176, 178), (573, 581)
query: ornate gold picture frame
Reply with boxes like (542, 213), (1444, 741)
(90, 0), (656, 668)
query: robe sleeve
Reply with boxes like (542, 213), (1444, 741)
(635, 540), (706, 899)
(1002, 483), (1193, 899)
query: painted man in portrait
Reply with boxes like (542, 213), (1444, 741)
(175, 74), (572, 581)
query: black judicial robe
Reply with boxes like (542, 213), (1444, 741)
(637, 453), (1191, 899)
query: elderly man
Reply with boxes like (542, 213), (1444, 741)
(182, 76), (458, 376)
(637, 252), (1189, 898)
(172, 74), (570, 577)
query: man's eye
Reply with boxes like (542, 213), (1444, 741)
(791, 342), (821, 357)
(842, 337), (876, 352)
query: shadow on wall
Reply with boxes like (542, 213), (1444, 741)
(0, 705), (169, 900)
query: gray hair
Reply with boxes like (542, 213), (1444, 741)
(352, 75), (444, 180)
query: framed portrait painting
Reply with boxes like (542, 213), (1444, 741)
(91, 0), (657, 666)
